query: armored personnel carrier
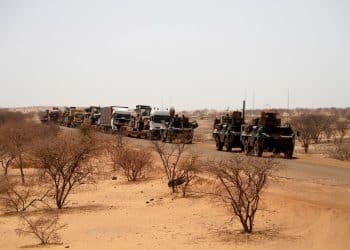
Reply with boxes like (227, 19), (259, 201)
(212, 101), (246, 152)
(161, 108), (198, 144)
(213, 111), (244, 151)
(240, 111), (295, 158)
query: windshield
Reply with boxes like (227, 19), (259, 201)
(113, 113), (131, 120)
(153, 115), (170, 123)
(74, 114), (84, 119)
(267, 127), (293, 135)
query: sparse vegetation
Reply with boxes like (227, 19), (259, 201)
(34, 132), (99, 209)
(208, 156), (277, 233)
(178, 152), (201, 197)
(0, 178), (51, 213)
(152, 141), (187, 193)
(115, 146), (153, 181)
(16, 213), (67, 245)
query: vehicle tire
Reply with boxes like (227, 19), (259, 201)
(284, 150), (293, 159)
(215, 136), (223, 151)
(254, 140), (263, 157)
(244, 140), (251, 155)
(224, 137), (232, 152)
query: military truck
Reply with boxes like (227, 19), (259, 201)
(83, 106), (100, 126)
(111, 106), (132, 132)
(127, 105), (171, 140)
(212, 101), (245, 152)
(98, 106), (114, 132)
(127, 105), (152, 138)
(240, 111), (295, 158)
(61, 107), (84, 127)
(161, 108), (198, 143)
(40, 107), (61, 124)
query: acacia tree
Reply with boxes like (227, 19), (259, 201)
(334, 119), (349, 143)
(35, 132), (98, 209)
(291, 114), (315, 153)
(152, 141), (187, 193)
(209, 156), (277, 233)
(0, 121), (35, 184)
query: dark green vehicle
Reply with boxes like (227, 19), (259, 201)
(240, 111), (295, 158)
(161, 114), (198, 144)
(213, 111), (245, 152)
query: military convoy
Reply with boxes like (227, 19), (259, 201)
(212, 101), (295, 159)
(39, 101), (295, 159)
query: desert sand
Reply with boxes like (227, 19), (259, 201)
(1, 135), (350, 250)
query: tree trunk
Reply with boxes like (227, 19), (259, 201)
(19, 154), (25, 184)
(304, 144), (309, 153)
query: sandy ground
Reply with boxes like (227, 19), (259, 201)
(0, 115), (349, 249)
(1, 138), (350, 250)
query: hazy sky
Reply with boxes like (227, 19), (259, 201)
(1, 0), (349, 110)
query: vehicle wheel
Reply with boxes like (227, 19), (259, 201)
(254, 141), (263, 157)
(224, 137), (232, 152)
(215, 136), (223, 151)
(244, 141), (251, 155)
(284, 150), (293, 159)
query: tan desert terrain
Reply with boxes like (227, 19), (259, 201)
(1, 129), (350, 250)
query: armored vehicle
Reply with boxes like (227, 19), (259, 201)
(213, 111), (244, 151)
(161, 108), (198, 143)
(212, 101), (246, 152)
(240, 111), (295, 158)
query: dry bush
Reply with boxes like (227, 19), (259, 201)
(208, 156), (277, 233)
(0, 178), (51, 213)
(152, 141), (187, 193)
(334, 119), (349, 143)
(16, 213), (67, 245)
(330, 143), (350, 161)
(178, 152), (202, 197)
(107, 134), (127, 171)
(34, 132), (99, 209)
(115, 146), (153, 181)
(0, 110), (34, 126)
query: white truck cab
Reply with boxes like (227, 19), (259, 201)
(111, 106), (132, 131)
(149, 108), (170, 138)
